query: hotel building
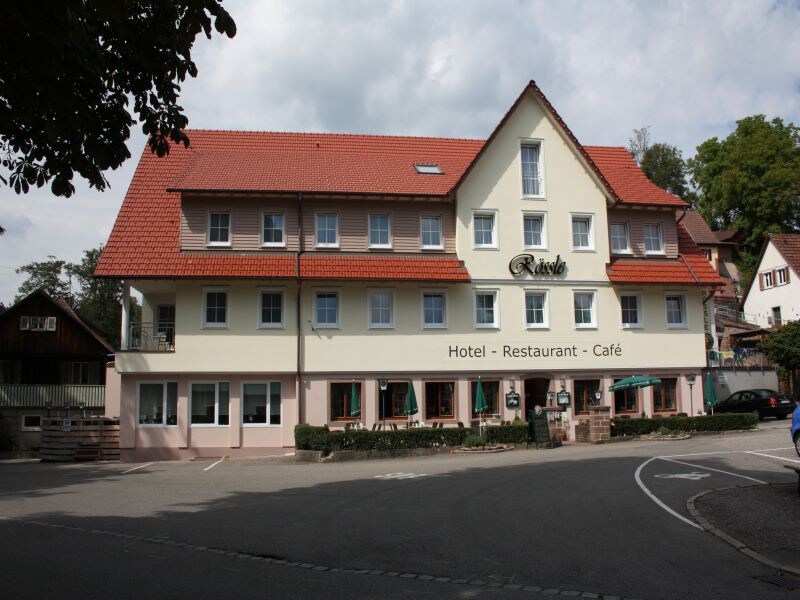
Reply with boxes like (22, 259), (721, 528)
(96, 81), (722, 460)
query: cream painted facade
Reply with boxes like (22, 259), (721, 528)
(112, 89), (712, 460)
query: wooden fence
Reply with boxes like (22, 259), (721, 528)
(40, 418), (120, 462)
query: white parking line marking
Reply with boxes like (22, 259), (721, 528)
(659, 457), (766, 484)
(661, 447), (794, 459)
(746, 451), (800, 464)
(122, 462), (153, 474)
(634, 458), (702, 530)
(374, 472), (428, 480)
(203, 458), (225, 471)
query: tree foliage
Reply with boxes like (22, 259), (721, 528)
(15, 256), (73, 303)
(641, 142), (689, 198)
(0, 1), (236, 198)
(69, 247), (127, 348)
(627, 126), (651, 165)
(687, 115), (800, 254)
(760, 320), (800, 378)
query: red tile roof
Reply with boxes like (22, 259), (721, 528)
(97, 82), (687, 280)
(169, 131), (484, 196)
(677, 209), (719, 245)
(606, 224), (725, 287)
(584, 146), (687, 207)
(301, 254), (469, 282)
(768, 233), (800, 276)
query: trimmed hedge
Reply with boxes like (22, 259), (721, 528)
(484, 422), (529, 444)
(611, 413), (758, 437)
(295, 422), (529, 455)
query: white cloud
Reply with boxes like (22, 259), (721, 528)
(2, 0), (798, 304)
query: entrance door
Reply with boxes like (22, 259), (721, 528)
(524, 377), (551, 418)
(156, 304), (176, 347)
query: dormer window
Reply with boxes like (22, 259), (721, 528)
(414, 164), (443, 175)
(208, 212), (231, 247)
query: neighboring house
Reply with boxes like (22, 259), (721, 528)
(96, 80), (723, 461)
(0, 290), (113, 451)
(676, 209), (753, 356)
(742, 234), (800, 328)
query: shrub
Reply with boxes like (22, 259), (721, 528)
(484, 422), (529, 444)
(294, 422), (535, 455)
(294, 423), (470, 455)
(611, 413), (758, 437)
(463, 434), (485, 448)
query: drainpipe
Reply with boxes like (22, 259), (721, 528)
(120, 280), (130, 350)
(296, 192), (305, 423)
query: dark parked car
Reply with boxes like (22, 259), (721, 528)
(792, 405), (800, 457)
(715, 389), (795, 420)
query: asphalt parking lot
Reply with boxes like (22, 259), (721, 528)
(2, 421), (799, 600)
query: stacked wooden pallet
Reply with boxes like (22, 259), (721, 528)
(40, 418), (120, 462)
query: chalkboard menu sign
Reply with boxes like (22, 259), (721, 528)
(529, 414), (550, 447)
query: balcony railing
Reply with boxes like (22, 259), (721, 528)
(0, 384), (105, 408)
(128, 322), (175, 352)
(707, 349), (776, 370)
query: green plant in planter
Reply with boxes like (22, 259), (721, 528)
(463, 434), (485, 448)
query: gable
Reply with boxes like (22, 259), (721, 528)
(0, 291), (114, 356)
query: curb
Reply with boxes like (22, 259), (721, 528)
(687, 485), (800, 578)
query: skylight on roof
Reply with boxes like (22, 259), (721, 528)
(414, 163), (443, 175)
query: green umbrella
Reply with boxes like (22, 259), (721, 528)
(349, 381), (360, 418)
(609, 375), (661, 392)
(474, 379), (488, 414)
(406, 380), (418, 416)
(703, 373), (717, 413)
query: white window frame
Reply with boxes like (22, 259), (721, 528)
(207, 212), (231, 247)
(315, 213), (339, 248)
(258, 289), (284, 329)
(762, 270), (774, 289)
(472, 210), (498, 249)
(420, 215), (443, 250)
(643, 223), (664, 255)
(776, 267), (789, 286)
(314, 290), (339, 329)
(20, 414), (42, 432)
(520, 139), (545, 198)
(368, 289), (394, 329)
(524, 289), (549, 329)
(137, 381), (178, 427)
(573, 290), (597, 329)
(620, 292), (643, 329)
(665, 292), (688, 329)
(242, 381), (282, 427)
(610, 222), (631, 254)
(522, 211), (547, 250)
(202, 288), (229, 329)
(571, 214), (595, 251)
(474, 289), (499, 329)
(190, 381), (230, 427)
(368, 214), (392, 249)
(261, 212), (286, 248)
(421, 290), (447, 329)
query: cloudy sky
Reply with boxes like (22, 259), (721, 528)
(2, 0), (799, 305)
